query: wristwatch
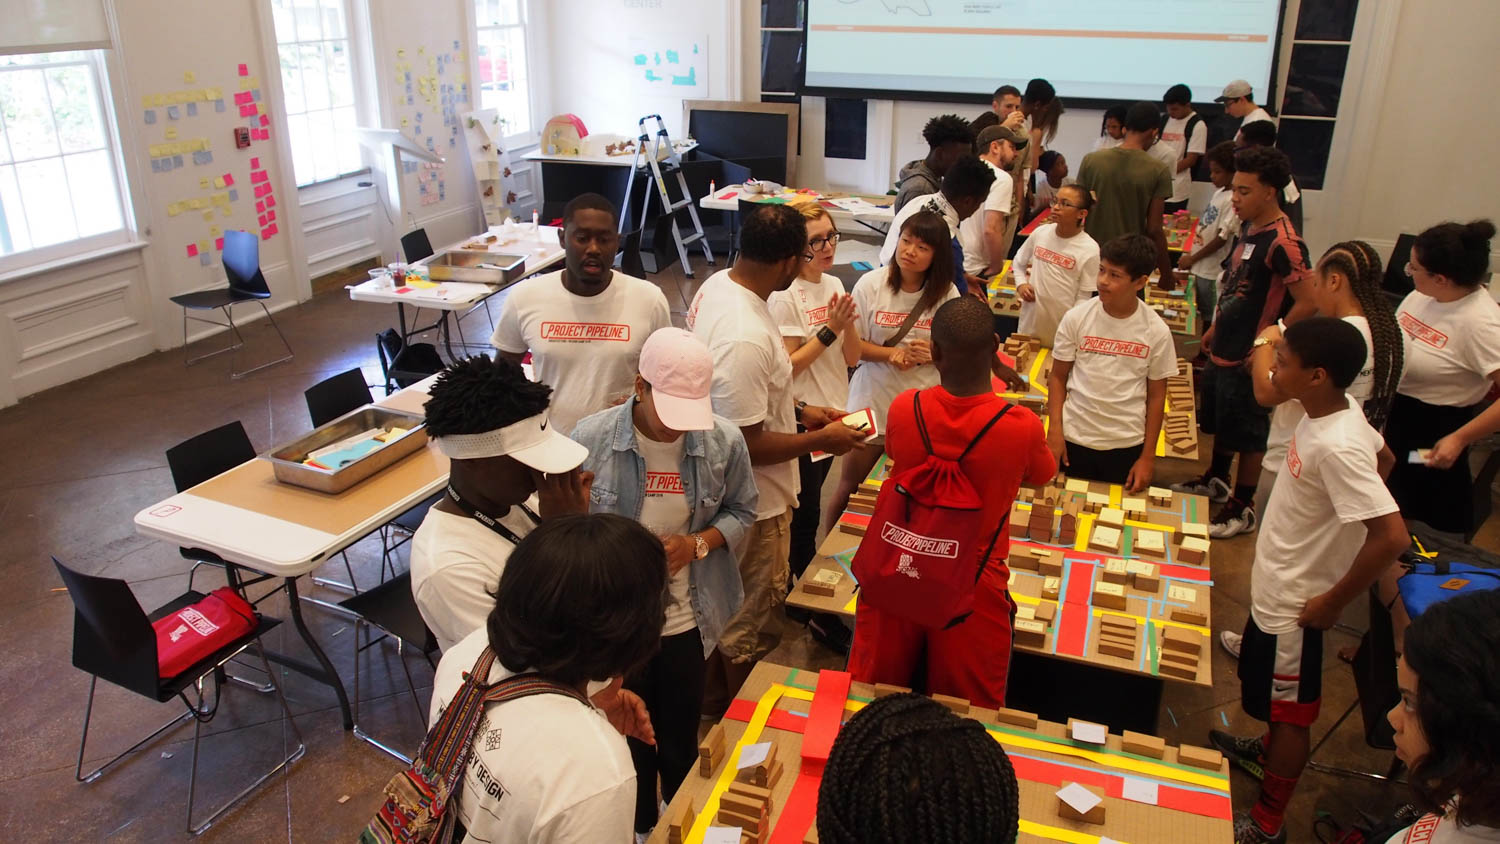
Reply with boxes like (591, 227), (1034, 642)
(1252, 337), (1274, 350)
(795, 400), (807, 422)
(692, 533), (710, 560)
(816, 326), (837, 347)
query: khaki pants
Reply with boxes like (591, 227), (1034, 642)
(717, 508), (792, 663)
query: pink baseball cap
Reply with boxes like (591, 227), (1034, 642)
(639, 328), (714, 431)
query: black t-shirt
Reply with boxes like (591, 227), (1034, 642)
(1210, 215), (1311, 363)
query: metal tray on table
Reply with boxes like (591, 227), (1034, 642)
(262, 405), (428, 494)
(425, 249), (527, 285)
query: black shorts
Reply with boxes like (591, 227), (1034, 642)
(1064, 441), (1139, 485)
(1238, 614), (1322, 727)
(1164, 199), (1189, 214)
(1384, 392), (1479, 534)
(1200, 361), (1270, 453)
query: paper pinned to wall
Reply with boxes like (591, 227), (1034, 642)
(628, 35), (708, 98)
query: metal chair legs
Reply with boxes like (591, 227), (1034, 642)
(349, 619), (428, 764)
(1305, 699), (1408, 784)
(180, 302), (293, 380)
(76, 675), (194, 783)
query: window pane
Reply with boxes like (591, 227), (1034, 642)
(16, 157), (78, 247)
(327, 40), (352, 108)
(0, 117), (10, 164)
(293, 0), (323, 41)
(319, 0), (347, 39)
(1278, 118), (1335, 191)
(308, 109), (338, 182)
(0, 164), (30, 253)
(1282, 44), (1349, 118)
(478, 26), (530, 135)
(271, 0), (298, 42)
(1295, 0), (1358, 41)
(475, 0), (522, 28)
(300, 43), (330, 111)
(0, 68), (61, 160)
(287, 112), (315, 185)
(65, 150), (120, 237)
(279, 45), (306, 114)
(332, 106), (360, 174)
(47, 65), (105, 153)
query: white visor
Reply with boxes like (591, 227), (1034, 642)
(433, 411), (588, 473)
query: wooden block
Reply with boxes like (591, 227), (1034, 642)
(1009, 503), (1030, 538)
(1122, 730), (1166, 758)
(717, 806), (764, 833)
(845, 496), (877, 515)
(1098, 506), (1125, 526)
(721, 789), (770, 820)
(1099, 614), (1138, 635)
(995, 707), (1040, 729)
(1089, 525), (1122, 553)
(1008, 547), (1039, 571)
(872, 683), (911, 698)
(1134, 529), (1166, 554)
(1161, 626), (1203, 655)
(1159, 649), (1198, 669)
(727, 781), (773, 804)
(699, 724), (725, 776)
(1086, 491), (1110, 511)
(1068, 718), (1109, 744)
(802, 824), (818, 844)
(1101, 557), (1129, 584)
(803, 568), (844, 597)
(1041, 576), (1061, 600)
(1174, 522), (1209, 543)
(1057, 782), (1107, 825)
(931, 693), (970, 715)
(1014, 618), (1048, 647)
(1134, 572), (1160, 593)
(1148, 486), (1173, 505)
(1033, 601), (1056, 625)
(1177, 744), (1224, 770)
(1097, 635), (1136, 659)
(839, 519), (867, 537)
(1121, 496), (1147, 518)
(1036, 550), (1063, 578)
(1014, 604), (1036, 621)
(666, 800), (696, 844)
(735, 740), (780, 787)
(1158, 660), (1200, 680)
(1058, 513), (1077, 544)
(1093, 581), (1127, 610)
(1178, 536), (1210, 565)
(1170, 607), (1208, 626)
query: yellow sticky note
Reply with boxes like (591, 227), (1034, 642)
(165, 127), (178, 140)
(210, 226), (222, 237)
(213, 176), (226, 189)
(167, 202), (182, 216)
(142, 94), (152, 108)
(401, 117), (409, 127)
(184, 70), (195, 84)
(199, 177), (210, 189)
(397, 48), (406, 58)
(198, 240), (209, 252)
(1167, 585), (1197, 603)
(221, 206), (232, 217)
(203, 210), (214, 221)
(212, 192), (229, 206)
(154, 94), (168, 107)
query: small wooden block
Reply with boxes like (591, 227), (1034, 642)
(1008, 547), (1039, 571)
(1121, 496), (1147, 518)
(1058, 514), (1077, 544)
(1014, 618), (1048, 647)
(1086, 491), (1111, 509)
(1099, 614), (1138, 635)
(1041, 576), (1061, 600)
(717, 806), (764, 833)
(1097, 636), (1136, 659)
(1161, 626), (1203, 655)
(872, 682), (912, 699)
(1057, 782), (1107, 825)
(1033, 601), (1056, 625)
(1098, 506), (1125, 526)
(1122, 730), (1166, 758)
(1174, 522), (1209, 543)
(1036, 550), (1063, 578)
(1177, 744), (1225, 770)
(1134, 530), (1166, 554)
(803, 568), (844, 597)
(1170, 607), (1208, 626)
(845, 497), (877, 515)
(1014, 604), (1036, 621)
(666, 801), (696, 844)
(1440, 577), (1471, 590)
(839, 519), (868, 537)
(1089, 525), (1122, 553)
(931, 693), (970, 715)
(1068, 718), (1109, 744)
(1178, 536), (1210, 565)
(721, 790), (770, 820)
(1065, 477), (1090, 493)
(1009, 503), (1030, 538)
(1148, 486), (1173, 505)
(1134, 572), (1160, 593)
(1093, 581), (1127, 610)
(1158, 659), (1199, 680)
(699, 724), (726, 775)
(995, 707), (1039, 729)
(735, 741), (780, 787)
(1126, 559), (1157, 576)
(1102, 557), (1129, 584)
(727, 781), (773, 804)
(1159, 649), (1198, 669)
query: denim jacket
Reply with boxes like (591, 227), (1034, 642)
(570, 401), (758, 657)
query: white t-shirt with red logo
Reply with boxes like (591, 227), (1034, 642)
(1052, 297), (1177, 450)
(769, 274), (851, 410)
(1264, 316), (1374, 474)
(492, 270), (672, 434)
(1251, 396), (1399, 634)
(1160, 112), (1208, 203)
(1395, 288), (1500, 407)
(635, 426), (695, 636)
(1386, 811), (1500, 844)
(847, 268), (958, 432)
(1011, 222), (1101, 346)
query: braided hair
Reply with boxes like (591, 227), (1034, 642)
(1318, 241), (1403, 430)
(817, 693), (1020, 844)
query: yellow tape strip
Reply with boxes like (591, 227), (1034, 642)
(1074, 514), (1095, 552)
(686, 684), (787, 843)
(1108, 484), (1123, 507)
(1090, 605), (1209, 637)
(1020, 819), (1130, 844)
(1124, 518), (1176, 534)
(842, 593), (857, 614)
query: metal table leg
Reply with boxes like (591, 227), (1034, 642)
(439, 312), (457, 361)
(283, 576), (354, 730)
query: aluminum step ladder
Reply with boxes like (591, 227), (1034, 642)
(619, 114), (713, 277)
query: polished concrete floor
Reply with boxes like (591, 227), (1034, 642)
(2, 251), (1494, 842)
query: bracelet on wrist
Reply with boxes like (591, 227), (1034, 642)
(816, 326), (837, 347)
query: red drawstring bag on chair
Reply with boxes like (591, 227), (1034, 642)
(152, 587), (259, 678)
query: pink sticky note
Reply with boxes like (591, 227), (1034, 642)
(254, 183), (272, 198)
(238, 63), (249, 76)
(239, 104), (257, 117)
(234, 91), (253, 105)
(260, 114), (270, 127)
(222, 172), (235, 186)
(250, 157), (260, 169)
(266, 209), (276, 223)
(250, 170), (267, 184)
(258, 214), (268, 227)
(214, 237), (224, 250)
(251, 128), (265, 141)
(255, 200), (265, 213)
(186, 243), (198, 257)
(264, 194), (276, 209)
(265, 223), (278, 237)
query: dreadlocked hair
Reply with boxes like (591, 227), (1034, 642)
(1319, 241), (1403, 430)
(817, 693), (1020, 844)
(423, 354), (553, 437)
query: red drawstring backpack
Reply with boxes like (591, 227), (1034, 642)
(152, 587), (259, 678)
(852, 392), (1013, 629)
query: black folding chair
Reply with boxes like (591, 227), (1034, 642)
(376, 328), (444, 395)
(338, 572), (439, 762)
(55, 558), (304, 835)
(169, 229), (293, 378)
(1306, 587), (1406, 783)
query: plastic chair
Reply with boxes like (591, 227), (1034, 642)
(400, 228), (434, 263)
(169, 229), (293, 379)
(55, 557), (304, 835)
(375, 329), (444, 395)
(338, 572), (439, 762)
(166, 422), (257, 593)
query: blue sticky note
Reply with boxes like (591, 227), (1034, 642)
(173, 154), (184, 168)
(228, 188), (239, 202)
(167, 105), (180, 120)
(144, 109), (156, 124)
(151, 158), (162, 173)
(215, 98), (225, 113)
(186, 102), (197, 116)
(251, 88), (261, 102)
(199, 251), (212, 266)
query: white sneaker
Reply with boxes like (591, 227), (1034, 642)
(1209, 503), (1257, 538)
(1220, 630), (1243, 659)
(1170, 475), (1231, 503)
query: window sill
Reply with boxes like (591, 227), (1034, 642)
(0, 239), (150, 286)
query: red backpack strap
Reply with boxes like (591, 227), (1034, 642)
(912, 391), (1014, 462)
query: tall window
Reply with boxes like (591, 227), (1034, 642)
(272, 0), (362, 186)
(474, 0), (533, 139)
(0, 51), (129, 263)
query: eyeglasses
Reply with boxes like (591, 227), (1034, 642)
(809, 232), (841, 251)
(801, 251), (814, 263)
(1051, 198), (1086, 210)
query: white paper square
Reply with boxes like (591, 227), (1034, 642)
(704, 827), (743, 844)
(1057, 782), (1103, 814)
(1122, 777), (1160, 805)
(1071, 720), (1108, 744)
(737, 742), (770, 769)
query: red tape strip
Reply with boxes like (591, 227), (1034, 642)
(1055, 559), (1096, 656)
(767, 671), (849, 844)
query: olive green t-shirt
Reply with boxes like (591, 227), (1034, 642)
(1076, 147), (1172, 249)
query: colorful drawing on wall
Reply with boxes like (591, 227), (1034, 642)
(628, 35), (708, 98)
(390, 42), (471, 212)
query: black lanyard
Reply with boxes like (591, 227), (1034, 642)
(446, 484), (540, 544)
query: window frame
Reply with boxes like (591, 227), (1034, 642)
(0, 49), (137, 275)
(270, 0), (369, 189)
(472, 0), (537, 148)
